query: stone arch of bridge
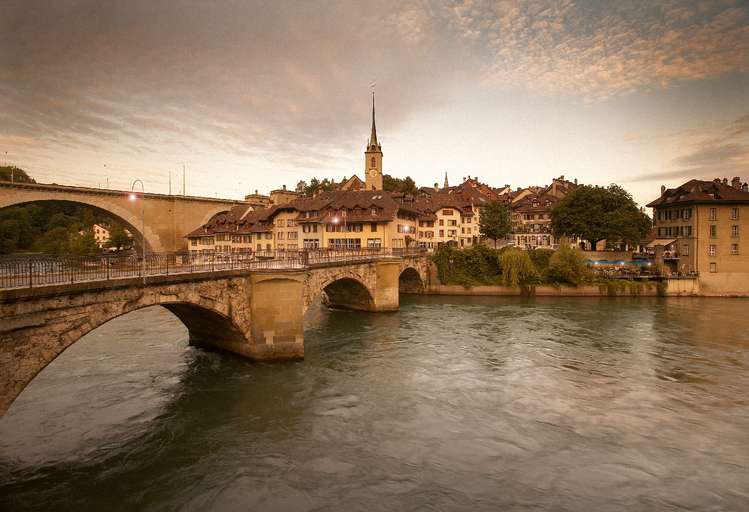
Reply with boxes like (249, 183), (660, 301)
(399, 266), (425, 294)
(0, 198), (157, 252)
(306, 270), (376, 312)
(0, 294), (249, 416)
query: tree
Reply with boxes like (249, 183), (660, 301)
(500, 248), (537, 287)
(545, 242), (592, 285)
(479, 200), (512, 248)
(0, 166), (35, 183)
(551, 184), (651, 249)
(106, 224), (132, 251)
(383, 174), (417, 195)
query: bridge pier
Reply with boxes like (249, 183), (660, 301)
(248, 271), (306, 360)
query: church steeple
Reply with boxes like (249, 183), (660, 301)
(444, 172), (449, 189)
(369, 93), (379, 149)
(364, 92), (383, 190)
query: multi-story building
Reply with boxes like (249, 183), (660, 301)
(510, 176), (577, 249)
(647, 177), (749, 289)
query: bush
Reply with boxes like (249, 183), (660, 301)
(431, 244), (502, 286)
(500, 248), (537, 287)
(546, 244), (592, 285)
(528, 249), (554, 276)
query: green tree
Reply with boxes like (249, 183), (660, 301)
(106, 224), (132, 251)
(500, 247), (537, 287)
(551, 184), (651, 249)
(546, 243), (592, 285)
(0, 166), (35, 183)
(69, 228), (100, 255)
(383, 174), (418, 195)
(479, 200), (512, 248)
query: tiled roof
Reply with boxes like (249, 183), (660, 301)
(646, 179), (749, 207)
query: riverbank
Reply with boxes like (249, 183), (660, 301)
(424, 272), (748, 297)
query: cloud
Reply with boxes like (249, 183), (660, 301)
(628, 113), (749, 182)
(1, 0), (748, 194)
(441, 0), (749, 101)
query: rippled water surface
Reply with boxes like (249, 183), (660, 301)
(2, 296), (749, 511)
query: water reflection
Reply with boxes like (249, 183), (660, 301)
(2, 297), (749, 511)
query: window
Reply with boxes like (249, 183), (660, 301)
(731, 244), (739, 255)
(371, 208), (378, 216)
(439, 219), (444, 226)
(709, 208), (717, 220)
(265, 233), (272, 240)
(276, 220), (284, 227)
(439, 230), (444, 237)
(288, 232), (298, 240)
(277, 232), (285, 240)
(682, 243), (689, 256)
(367, 238), (382, 248)
(732, 225), (739, 237)
(370, 223), (377, 232)
(371, 157), (375, 168)
(730, 208), (739, 220)
(710, 262), (717, 273)
(708, 244), (716, 256)
(710, 225), (717, 238)
(287, 219), (297, 227)
(190, 239), (197, 246)
(443, 209), (454, 215)
(448, 220), (457, 226)
(303, 239), (319, 249)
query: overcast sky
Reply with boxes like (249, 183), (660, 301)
(2, 0), (748, 205)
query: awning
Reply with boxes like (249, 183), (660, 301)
(646, 238), (676, 248)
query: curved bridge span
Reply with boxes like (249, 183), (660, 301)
(0, 250), (430, 416)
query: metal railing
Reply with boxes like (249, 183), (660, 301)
(0, 248), (428, 290)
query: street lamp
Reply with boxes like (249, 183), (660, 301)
(130, 180), (146, 281)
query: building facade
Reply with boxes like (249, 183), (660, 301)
(647, 178), (749, 289)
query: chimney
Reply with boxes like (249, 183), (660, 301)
(255, 189), (258, 195)
(434, 182), (439, 190)
(722, 178), (728, 186)
(574, 178), (578, 185)
(732, 177), (741, 189)
(661, 185), (666, 194)
(743, 183), (748, 192)
(282, 184), (287, 190)
(714, 178), (721, 183)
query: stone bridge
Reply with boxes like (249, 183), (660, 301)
(0, 181), (245, 252)
(0, 254), (430, 416)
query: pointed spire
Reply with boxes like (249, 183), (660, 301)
(369, 92), (378, 148)
(444, 172), (449, 189)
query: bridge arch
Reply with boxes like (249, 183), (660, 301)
(0, 280), (253, 416)
(322, 277), (375, 311)
(399, 267), (425, 294)
(0, 198), (157, 252)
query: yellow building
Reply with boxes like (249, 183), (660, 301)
(648, 177), (749, 292)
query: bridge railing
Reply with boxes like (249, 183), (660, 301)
(0, 248), (428, 290)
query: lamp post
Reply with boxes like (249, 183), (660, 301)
(129, 180), (146, 282)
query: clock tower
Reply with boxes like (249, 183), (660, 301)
(364, 93), (383, 191)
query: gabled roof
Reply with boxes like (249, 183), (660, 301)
(646, 179), (749, 207)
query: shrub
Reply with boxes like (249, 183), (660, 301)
(500, 248), (537, 287)
(546, 244), (592, 285)
(528, 249), (554, 276)
(431, 244), (502, 286)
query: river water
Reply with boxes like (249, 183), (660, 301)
(1, 296), (749, 511)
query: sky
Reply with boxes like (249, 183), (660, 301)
(2, 0), (748, 206)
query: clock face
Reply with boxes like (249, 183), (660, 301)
(369, 169), (378, 177)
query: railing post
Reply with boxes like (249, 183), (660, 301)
(106, 257), (110, 280)
(28, 259), (33, 288)
(166, 254), (169, 275)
